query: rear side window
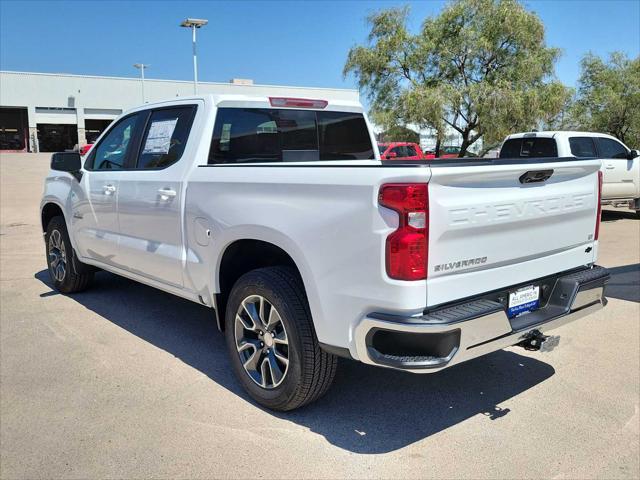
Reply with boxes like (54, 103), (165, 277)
(569, 137), (597, 157)
(317, 111), (373, 160)
(499, 137), (558, 158)
(406, 145), (418, 156)
(137, 106), (196, 169)
(208, 108), (374, 164)
(596, 137), (628, 159)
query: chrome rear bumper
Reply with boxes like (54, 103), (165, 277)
(354, 266), (609, 373)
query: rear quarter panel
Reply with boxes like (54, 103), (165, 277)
(184, 163), (431, 353)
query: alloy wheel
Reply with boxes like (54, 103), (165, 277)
(234, 295), (289, 389)
(48, 229), (67, 282)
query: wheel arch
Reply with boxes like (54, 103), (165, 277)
(41, 202), (65, 233)
(215, 239), (308, 331)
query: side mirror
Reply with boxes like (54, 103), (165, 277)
(628, 149), (639, 159)
(51, 152), (83, 181)
(387, 151), (397, 159)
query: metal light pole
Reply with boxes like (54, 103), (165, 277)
(133, 63), (150, 103)
(180, 18), (208, 94)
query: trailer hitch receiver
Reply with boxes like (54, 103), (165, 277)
(518, 329), (560, 352)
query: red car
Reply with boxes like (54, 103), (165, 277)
(80, 143), (94, 156)
(378, 142), (424, 160)
(439, 145), (462, 158)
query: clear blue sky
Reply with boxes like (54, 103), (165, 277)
(1, 0), (638, 91)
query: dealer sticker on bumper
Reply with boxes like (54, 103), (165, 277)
(508, 285), (540, 318)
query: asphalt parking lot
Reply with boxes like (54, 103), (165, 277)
(1, 153), (638, 479)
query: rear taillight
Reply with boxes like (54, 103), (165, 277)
(269, 97), (328, 109)
(595, 170), (603, 240)
(378, 183), (428, 280)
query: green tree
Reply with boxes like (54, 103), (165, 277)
(344, 0), (571, 156)
(573, 52), (640, 146)
(378, 125), (420, 143)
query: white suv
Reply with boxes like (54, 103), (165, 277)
(501, 131), (640, 214)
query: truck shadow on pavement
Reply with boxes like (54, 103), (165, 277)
(605, 263), (640, 303)
(35, 269), (556, 454)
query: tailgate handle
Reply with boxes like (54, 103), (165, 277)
(519, 169), (554, 184)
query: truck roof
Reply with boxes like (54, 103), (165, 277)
(125, 94), (364, 115)
(505, 130), (620, 141)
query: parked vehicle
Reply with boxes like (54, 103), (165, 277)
(80, 143), (93, 157)
(500, 131), (640, 215)
(41, 95), (609, 411)
(439, 145), (462, 158)
(80, 143), (93, 156)
(422, 149), (436, 159)
(378, 142), (424, 160)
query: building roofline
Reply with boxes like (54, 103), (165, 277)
(0, 70), (358, 93)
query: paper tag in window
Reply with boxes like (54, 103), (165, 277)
(143, 118), (178, 154)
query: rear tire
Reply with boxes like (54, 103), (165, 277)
(45, 216), (94, 293)
(224, 266), (337, 411)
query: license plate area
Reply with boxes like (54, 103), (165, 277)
(508, 285), (540, 318)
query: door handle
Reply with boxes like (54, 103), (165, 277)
(103, 184), (116, 195)
(158, 188), (177, 200)
(605, 165), (615, 169)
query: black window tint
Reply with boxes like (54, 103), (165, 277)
(209, 108), (373, 163)
(391, 146), (405, 157)
(569, 137), (597, 157)
(406, 145), (417, 156)
(499, 139), (522, 158)
(596, 137), (628, 159)
(317, 111), (374, 160)
(211, 108), (279, 163)
(91, 113), (142, 170)
(137, 106), (196, 169)
(499, 137), (557, 158)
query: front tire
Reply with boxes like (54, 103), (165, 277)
(224, 267), (337, 411)
(45, 216), (94, 293)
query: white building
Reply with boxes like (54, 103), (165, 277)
(0, 71), (359, 153)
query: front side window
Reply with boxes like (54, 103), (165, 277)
(90, 113), (142, 170)
(596, 137), (628, 159)
(137, 106), (196, 169)
(208, 108), (374, 164)
(569, 137), (597, 157)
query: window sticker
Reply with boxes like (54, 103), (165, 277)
(143, 118), (178, 154)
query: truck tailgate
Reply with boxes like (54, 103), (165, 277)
(426, 159), (601, 307)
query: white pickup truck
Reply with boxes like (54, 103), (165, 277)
(501, 131), (640, 215)
(41, 95), (609, 410)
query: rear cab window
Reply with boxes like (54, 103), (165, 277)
(208, 108), (374, 164)
(499, 137), (558, 158)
